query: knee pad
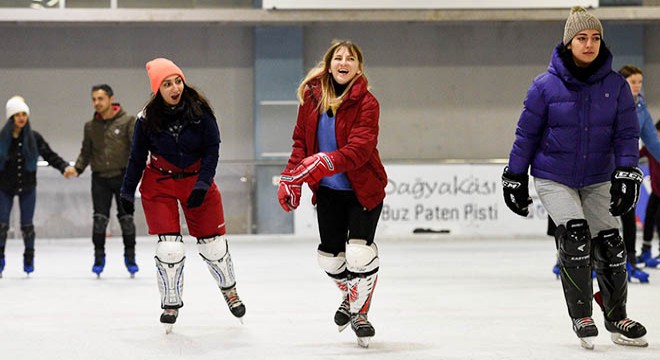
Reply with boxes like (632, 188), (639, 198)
(345, 239), (379, 276)
(118, 215), (136, 236)
(93, 214), (109, 234)
(197, 236), (229, 261)
(556, 219), (591, 268)
(592, 229), (627, 272)
(317, 250), (347, 278)
(197, 236), (236, 289)
(156, 235), (185, 264)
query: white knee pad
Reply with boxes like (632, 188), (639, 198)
(155, 235), (185, 309)
(317, 250), (347, 276)
(197, 236), (236, 290)
(345, 239), (379, 274)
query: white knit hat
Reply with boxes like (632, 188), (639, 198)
(6, 96), (30, 120)
(563, 6), (603, 45)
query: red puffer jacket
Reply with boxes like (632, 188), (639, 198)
(285, 75), (387, 210)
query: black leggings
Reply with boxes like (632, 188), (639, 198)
(315, 186), (383, 256)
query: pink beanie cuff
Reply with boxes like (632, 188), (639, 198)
(146, 58), (186, 94)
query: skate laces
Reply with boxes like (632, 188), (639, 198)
(612, 318), (638, 332)
(222, 287), (243, 308)
(338, 297), (350, 315)
(352, 314), (371, 328)
(573, 317), (595, 329)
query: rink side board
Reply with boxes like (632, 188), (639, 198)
(294, 163), (550, 237)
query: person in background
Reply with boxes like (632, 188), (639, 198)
(120, 58), (245, 333)
(618, 65), (660, 277)
(502, 7), (648, 349)
(638, 120), (660, 268)
(277, 40), (387, 348)
(0, 96), (75, 277)
(72, 84), (139, 277)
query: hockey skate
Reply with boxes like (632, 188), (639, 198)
(124, 255), (139, 278)
(334, 296), (350, 332)
(594, 291), (648, 347)
(0, 257), (4, 279)
(636, 249), (660, 268)
(92, 255), (105, 278)
(571, 317), (598, 350)
(351, 314), (375, 348)
(221, 286), (246, 321)
(626, 262), (649, 283)
(160, 309), (178, 334)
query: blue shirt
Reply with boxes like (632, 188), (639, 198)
(317, 111), (352, 190)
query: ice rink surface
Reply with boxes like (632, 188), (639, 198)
(0, 234), (658, 360)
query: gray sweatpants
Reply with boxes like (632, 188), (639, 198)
(534, 178), (619, 238)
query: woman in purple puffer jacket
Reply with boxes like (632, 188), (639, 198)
(501, 6), (647, 350)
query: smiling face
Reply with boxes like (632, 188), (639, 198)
(12, 112), (28, 130)
(567, 29), (601, 67)
(91, 89), (114, 118)
(159, 75), (185, 106)
(329, 46), (362, 85)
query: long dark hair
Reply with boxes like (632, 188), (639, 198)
(0, 118), (38, 172)
(142, 84), (214, 133)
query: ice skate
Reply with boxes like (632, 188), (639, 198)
(604, 318), (648, 347)
(571, 317), (598, 350)
(636, 249), (660, 268)
(124, 255), (139, 278)
(552, 262), (560, 279)
(160, 309), (178, 334)
(626, 262), (649, 283)
(92, 255), (105, 278)
(23, 249), (34, 276)
(0, 257), (5, 279)
(334, 296), (350, 332)
(221, 285), (246, 322)
(351, 314), (375, 348)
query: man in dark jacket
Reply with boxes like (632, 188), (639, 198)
(73, 84), (138, 277)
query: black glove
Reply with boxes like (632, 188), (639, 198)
(502, 166), (533, 217)
(609, 166), (643, 216)
(120, 196), (135, 216)
(186, 187), (208, 209)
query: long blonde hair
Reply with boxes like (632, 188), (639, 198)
(296, 40), (367, 114)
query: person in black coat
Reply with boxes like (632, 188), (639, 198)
(0, 96), (75, 277)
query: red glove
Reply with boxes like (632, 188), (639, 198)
(289, 152), (336, 185)
(277, 176), (302, 212)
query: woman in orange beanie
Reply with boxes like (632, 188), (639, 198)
(120, 58), (245, 333)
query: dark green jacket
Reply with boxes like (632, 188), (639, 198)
(74, 104), (136, 178)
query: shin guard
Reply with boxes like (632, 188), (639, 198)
(556, 219), (593, 318)
(346, 240), (379, 316)
(197, 236), (237, 289)
(318, 250), (350, 329)
(592, 229), (628, 321)
(155, 235), (185, 309)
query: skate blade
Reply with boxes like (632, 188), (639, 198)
(357, 336), (372, 348)
(579, 336), (596, 350)
(611, 333), (648, 347)
(338, 323), (349, 332)
(129, 273), (136, 279)
(164, 324), (173, 334)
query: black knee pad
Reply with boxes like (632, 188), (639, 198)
(118, 215), (136, 236)
(592, 229), (627, 272)
(555, 219), (591, 268)
(93, 214), (109, 234)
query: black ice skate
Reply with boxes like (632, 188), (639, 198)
(604, 318), (648, 347)
(351, 314), (375, 348)
(160, 309), (178, 334)
(221, 285), (246, 321)
(571, 317), (598, 350)
(334, 296), (350, 332)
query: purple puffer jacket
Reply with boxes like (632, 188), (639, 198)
(507, 43), (639, 188)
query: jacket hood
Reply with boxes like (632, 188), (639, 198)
(547, 42), (613, 86)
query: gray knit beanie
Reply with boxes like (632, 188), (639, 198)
(563, 6), (603, 45)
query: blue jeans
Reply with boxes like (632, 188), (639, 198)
(0, 189), (36, 226)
